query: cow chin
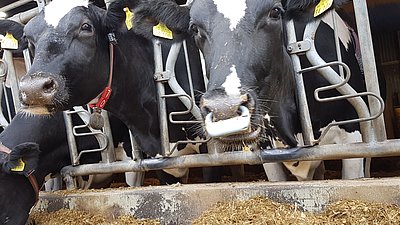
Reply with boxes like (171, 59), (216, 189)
(20, 105), (54, 116)
(215, 125), (263, 151)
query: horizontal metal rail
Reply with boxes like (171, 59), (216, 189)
(8, 7), (37, 23)
(61, 140), (400, 182)
(0, 0), (33, 13)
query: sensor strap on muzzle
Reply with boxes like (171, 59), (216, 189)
(205, 106), (251, 137)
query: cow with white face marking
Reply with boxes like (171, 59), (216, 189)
(131, 0), (385, 180)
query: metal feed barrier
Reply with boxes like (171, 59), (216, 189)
(1, 0), (400, 190)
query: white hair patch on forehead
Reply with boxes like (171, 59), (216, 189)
(213, 0), (247, 30)
(45, 0), (89, 27)
(222, 65), (241, 96)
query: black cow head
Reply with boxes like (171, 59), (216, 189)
(18, 0), (126, 114)
(0, 142), (40, 225)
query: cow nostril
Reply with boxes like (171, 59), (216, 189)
(201, 105), (212, 117)
(240, 93), (255, 111)
(42, 78), (57, 93)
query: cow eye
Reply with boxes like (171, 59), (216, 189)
(81, 23), (92, 32)
(269, 7), (282, 19)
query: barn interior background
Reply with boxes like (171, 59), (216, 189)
(0, 0), (400, 224)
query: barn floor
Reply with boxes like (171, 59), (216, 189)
(33, 177), (400, 225)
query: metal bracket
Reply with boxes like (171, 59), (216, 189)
(154, 71), (171, 82)
(287, 40), (311, 55)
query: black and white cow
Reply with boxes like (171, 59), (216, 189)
(15, 0), (208, 179)
(130, 0), (386, 180)
(0, 110), (133, 225)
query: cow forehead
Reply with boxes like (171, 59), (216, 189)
(45, 0), (89, 27)
(213, 0), (247, 30)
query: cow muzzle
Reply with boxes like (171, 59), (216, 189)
(201, 91), (261, 140)
(19, 72), (63, 114)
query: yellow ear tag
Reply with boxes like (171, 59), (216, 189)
(242, 141), (250, 152)
(124, 7), (134, 30)
(10, 158), (25, 172)
(314, 0), (333, 17)
(153, 23), (173, 40)
(1, 32), (18, 50)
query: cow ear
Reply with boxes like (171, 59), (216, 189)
(0, 19), (27, 53)
(2, 142), (40, 176)
(132, 0), (191, 40)
(283, 0), (350, 20)
(103, 1), (128, 32)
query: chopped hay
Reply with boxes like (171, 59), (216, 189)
(30, 209), (160, 225)
(193, 197), (400, 225)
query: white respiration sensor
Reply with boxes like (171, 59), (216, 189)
(205, 105), (251, 137)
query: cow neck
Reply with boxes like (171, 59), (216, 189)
(89, 33), (117, 110)
(0, 144), (40, 206)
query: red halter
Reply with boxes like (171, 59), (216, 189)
(89, 33), (117, 109)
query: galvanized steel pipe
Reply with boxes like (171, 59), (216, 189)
(61, 139), (400, 178)
(353, 0), (387, 142)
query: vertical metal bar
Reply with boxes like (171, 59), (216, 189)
(154, 40), (170, 156)
(199, 50), (208, 89)
(166, 42), (203, 121)
(63, 111), (80, 166)
(23, 49), (31, 71)
(2, 83), (12, 122)
(353, 0), (387, 142)
(286, 20), (315, 145)
(2, 50), (21, 112)
(129, 130), (142, 161)
(182, 40), (196, 103)
(100, 110), (116, 163)
(331, 10), (344, 78)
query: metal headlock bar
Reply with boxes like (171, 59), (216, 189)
(63, 107), (111, 166)
(153, 39), (205, 156)
(286, 9), (386, 145)
(61, 138), (400, 189)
